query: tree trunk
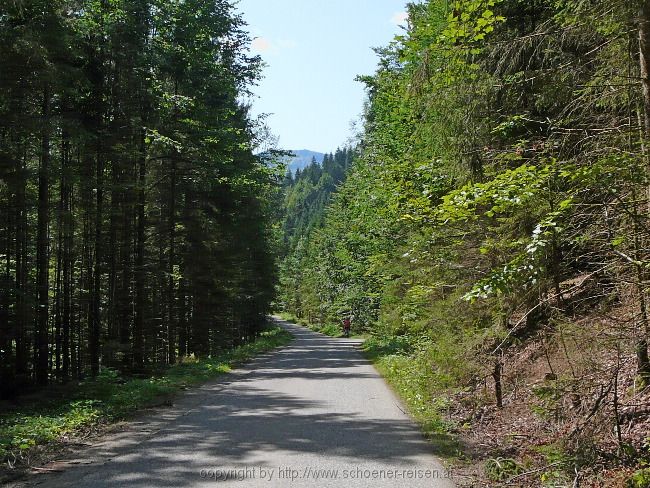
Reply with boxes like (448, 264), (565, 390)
(119, 184), (133, 368)
(0, 187), (11, 395)
(62, 132), (72, 380)
(178, 277), (188, 358)
(107, 159), (119, 364)
(493, 360), (503, 408)
(638, 0), (650, 383)
(133, 129), (146, 370)
(167, 158), (177, 365)
(640, 1), (650, 137)
(80, 147), (94, 378)
(90, 149), (103, 377)
(35, 85), (51, 386)
(15, 146), (28, 381)
(54, 171), (63, 377)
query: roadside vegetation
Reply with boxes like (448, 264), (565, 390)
(0, 326), (292, 472)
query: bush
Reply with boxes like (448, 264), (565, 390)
(485, 457), (524, 481)
(628, 468), (650, 488)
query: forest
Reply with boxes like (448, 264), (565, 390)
(0, 0), (280, 396)
(3, 0), (650, 485)
(278, 0), (650, 484)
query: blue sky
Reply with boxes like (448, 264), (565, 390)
(235, 0), (409, 153)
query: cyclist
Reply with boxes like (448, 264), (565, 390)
(342, 316), (351, 337)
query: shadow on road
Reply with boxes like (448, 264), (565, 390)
(25, 321), (455, 487)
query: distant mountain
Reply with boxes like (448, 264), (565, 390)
(285, 150), (325, 174)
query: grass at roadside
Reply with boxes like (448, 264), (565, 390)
(0, 325), (293, 466)
(361, 335), (462, 459)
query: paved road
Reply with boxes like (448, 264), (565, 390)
(16, 320), (454, 487)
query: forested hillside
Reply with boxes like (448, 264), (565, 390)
(281, 148), (354, 246)
(279, 0), (650, 484)
(285, 149), (325, 174)
(0, 0), (280, 396)
(278, 148), (355, 318)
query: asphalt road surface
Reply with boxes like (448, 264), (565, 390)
(15, 319), (455, 487)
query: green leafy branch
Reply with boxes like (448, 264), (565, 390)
(464, 204), (572, 301)
(437, 164), (552, 223)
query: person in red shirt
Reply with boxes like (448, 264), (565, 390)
(342, 316), (351, 337)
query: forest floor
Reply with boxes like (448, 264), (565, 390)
(0, 325), (293, 485)
(443, 303), (650, 487)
